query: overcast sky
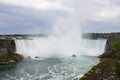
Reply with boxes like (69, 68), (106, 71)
(0, 0), (120, 34)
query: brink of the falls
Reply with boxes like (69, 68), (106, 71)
(15, 37), (107, 58)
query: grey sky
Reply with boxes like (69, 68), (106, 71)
(0, 0), (120, 34)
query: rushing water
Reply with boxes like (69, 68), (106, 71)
(0, 38), (107, 80)
(0, 55), (99, 80)
(15, 38), (107, 57)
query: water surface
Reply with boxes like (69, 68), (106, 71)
(0, 55), (99, 80)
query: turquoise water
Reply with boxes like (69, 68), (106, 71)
(0, 55), (99, 80)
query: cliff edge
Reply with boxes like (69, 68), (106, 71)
(0, 38), (23, 64)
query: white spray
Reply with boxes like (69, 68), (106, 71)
(15, 3), (107, 58)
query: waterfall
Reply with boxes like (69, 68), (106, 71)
(80, 39), (107, 56)
(15, 37), (107, 58)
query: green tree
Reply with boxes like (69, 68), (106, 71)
(115, 62), (120, 79)
(113, 39), (120, 50)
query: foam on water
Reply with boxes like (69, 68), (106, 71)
(14, 36), (107, 80)
(0, 55), (99, 80)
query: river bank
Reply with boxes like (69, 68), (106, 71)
(0, 38), (23, 64)
(80, 55), (120, 80)
(0, 52), (23, 65)
(80, 39), (120, 80)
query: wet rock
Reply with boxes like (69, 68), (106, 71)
(95, 68), (102, 74)
(28, 56), (31, 59)
(9, 60), (15, 63)
(118, 61), (120, 65)
(108, 75), (115, 80)
(72, 54), (76, 57)
(112, 67), (115, 70)
(35, 56), (40, 58)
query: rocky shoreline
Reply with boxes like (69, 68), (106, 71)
(0, 52), (23, 65)
(80, 37), (120, 80)
(80, 57), (120, 80)
(0, 38), (23, 65)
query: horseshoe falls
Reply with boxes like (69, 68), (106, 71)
(0, 37), (105, 80)
(15, 38), (107, 58)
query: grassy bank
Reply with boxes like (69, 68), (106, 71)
(80, 39), (120, 80)
(80, 58), (120, 80)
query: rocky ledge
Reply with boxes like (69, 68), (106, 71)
(0, 38), (23, 65)
(0, 52), (23, 65)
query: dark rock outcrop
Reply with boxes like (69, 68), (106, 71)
(0, 39), (23, 64)
(0, 39), (16, 55)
